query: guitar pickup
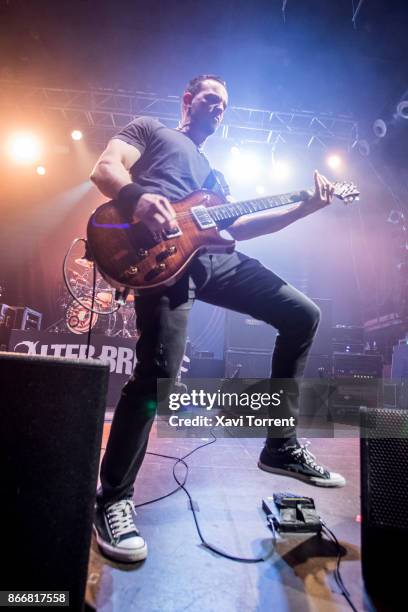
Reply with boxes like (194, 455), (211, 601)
(156, 246), (177, 262)
(191, 206), (216, 229)
(164, 226), (182, 238)
(144, 263), (166, 282)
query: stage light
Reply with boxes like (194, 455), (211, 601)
(270, 160), (290, 181)
(71, 130), (83, 141)
(7, 133), (42, 164)
(396, 101), (408, 120)
(373, 119), (387, 138)
(226, 150), (260, 181)
(327, 154), (342, 170)
(230, 145), (240, 156)
(36, 165), (46, 176)
(256, 185), (265, 195)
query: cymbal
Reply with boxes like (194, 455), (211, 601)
(75, 257), (94, 269)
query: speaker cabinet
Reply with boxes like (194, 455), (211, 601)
(225, 349), (272, 378)
(225, 297), (332, 356)
(188, 357), (225, 378)
(360, 407), (408, 608)
(0, 352), (109, 611)
(225, 311), (276, 351)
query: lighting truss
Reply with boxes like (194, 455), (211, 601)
(0, 80), (358, 150)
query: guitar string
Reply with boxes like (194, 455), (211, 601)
(167, 192), (353, 223)
(156, 183), (354, 224)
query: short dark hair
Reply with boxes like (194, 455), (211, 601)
(185, 74), (227, 98)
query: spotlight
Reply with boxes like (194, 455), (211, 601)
(36, 165), (46, 176)
(227, 151), (260, 181)
(256, 185), (265, 195)
(373, 119), (387, 138)
(7, 133), (42, 164)
(270, 160), (290, 181)
(327, 154), (342, 170)
(396, 101), (408, 120)
(71, 130), (83, 141)
(230, 145), (240, 156)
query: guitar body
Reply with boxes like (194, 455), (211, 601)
(87, 189), (236, 294)
(87, 180), (359, 295)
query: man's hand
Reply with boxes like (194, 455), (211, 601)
(135, 193), (177, 233)
(302, 170), (335, 214)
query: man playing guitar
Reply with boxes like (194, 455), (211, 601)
(90, 74), (345, 563)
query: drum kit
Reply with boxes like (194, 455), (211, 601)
(61, 257), (138, 338)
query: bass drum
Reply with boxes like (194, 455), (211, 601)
(66, 298), (98, 334)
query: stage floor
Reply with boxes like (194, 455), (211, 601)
(86, 420), (374, 611)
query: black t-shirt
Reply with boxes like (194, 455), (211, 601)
(113, 116), (230, 203)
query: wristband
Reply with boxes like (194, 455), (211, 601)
(117, 183), (146, 217)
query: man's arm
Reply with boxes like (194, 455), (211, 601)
(90, 138), (176, 232)
(90, 138), (141, 198)
(227, 171), (334, 241)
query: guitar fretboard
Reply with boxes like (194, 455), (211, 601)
(208, 190), (310, 225)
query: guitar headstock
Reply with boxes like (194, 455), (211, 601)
(333, 181), (360, 204)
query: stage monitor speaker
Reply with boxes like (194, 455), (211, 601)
(0, 352), (109, 611)
(360, 407), (408, 608)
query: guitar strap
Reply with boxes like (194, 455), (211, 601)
(202, 168), (231, 200)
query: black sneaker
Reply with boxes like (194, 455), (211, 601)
(93, 499), (148, 562)
(258, 441), (346, 487)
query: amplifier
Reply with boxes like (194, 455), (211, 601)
(330, 352), (383, 423)
(301, 356), (331, 417)
(188, 357), (225, 378)
(391, 342), (408, 379)
(332, 324), (364, 340)
(383, 381), (408, 410)
(225, 349), (271, 378)
(332, 352), (383, 378)
(0, 305), (42, 350)
(0, 304), (42, 331)
(225, 297), (332, 355)
(225, 311), (276, 351)
(15, 306), (42, 330)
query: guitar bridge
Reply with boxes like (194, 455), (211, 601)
(191, 206), (216, 230)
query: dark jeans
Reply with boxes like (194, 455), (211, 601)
(97, 251), (320, 505)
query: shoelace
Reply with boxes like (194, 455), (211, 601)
(291, 442), (325, 475)
(106, 499), (138, 538)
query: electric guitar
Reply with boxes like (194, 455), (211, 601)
(87, 182), (359, 294)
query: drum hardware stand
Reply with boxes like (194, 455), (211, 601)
(114, 288), (130, 306)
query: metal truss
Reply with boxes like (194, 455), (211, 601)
(0, 80), (358, 150)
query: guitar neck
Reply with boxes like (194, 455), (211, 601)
(208, 189), (311, 226)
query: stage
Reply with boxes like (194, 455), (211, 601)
(87, 422), (366, 611)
